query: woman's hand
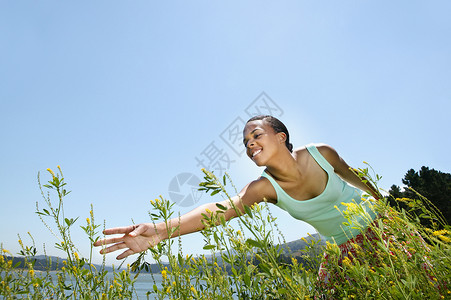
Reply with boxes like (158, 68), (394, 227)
(94, 223), (164, 260)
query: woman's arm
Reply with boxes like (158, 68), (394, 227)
(94, 179), (270, 259)
(317, 144), (380, 199)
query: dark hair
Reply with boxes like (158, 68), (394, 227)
(246, 115), (293, 152)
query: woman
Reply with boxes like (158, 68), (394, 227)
(94, 115), (380, 282)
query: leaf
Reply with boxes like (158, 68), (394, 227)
(244, 205), (253, 218)
(215, 203), (227, 211)
(244, 273), (251, 286)
(245, 238), (262, 248)
(203, 245), (216, 250)
(210, 190), (220, 196)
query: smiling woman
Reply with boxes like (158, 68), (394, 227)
(94, 114), (385, 287)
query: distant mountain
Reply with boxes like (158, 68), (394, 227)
(3, 235), (326, 274)
(3, 255), (119, 272)
(134, 233), (326, 274)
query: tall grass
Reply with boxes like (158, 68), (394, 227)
(1, 166), (450, 299)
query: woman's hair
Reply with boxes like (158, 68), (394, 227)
(246, 115), (293, 152)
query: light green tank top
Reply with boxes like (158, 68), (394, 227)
(261, 144), (376, 245)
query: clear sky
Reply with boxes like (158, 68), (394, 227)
(1, 1), (450, 267)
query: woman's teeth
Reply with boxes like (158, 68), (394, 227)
(253, 149), (262, 157)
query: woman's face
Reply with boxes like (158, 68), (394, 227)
(243, 120), (284, 166)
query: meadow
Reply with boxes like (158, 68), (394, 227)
(1, 166), (450, 299)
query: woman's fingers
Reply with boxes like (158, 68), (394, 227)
(94, 235), (124, 247)
(103, 225), (135, 235)
(129, 224), (147, 237)
(99, 241), (128, 255)
(116, 249), (136, 260)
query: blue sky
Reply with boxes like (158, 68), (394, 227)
(1, 1), (450, 266)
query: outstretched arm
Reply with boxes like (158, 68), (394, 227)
(94, 179), (269, 259)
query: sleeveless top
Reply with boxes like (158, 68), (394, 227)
(261, 144), (377, 245)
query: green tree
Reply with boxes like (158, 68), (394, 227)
(389, 166), (451, 226)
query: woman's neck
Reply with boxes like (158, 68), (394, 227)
(265, 151), (300, 182)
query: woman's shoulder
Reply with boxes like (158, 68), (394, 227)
(293, 143), (339, 165)
(293, 143), (335, 155)
(240, 174), (278, 204)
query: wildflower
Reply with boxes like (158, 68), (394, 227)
(173, 281), (176, 286)
(29, 269), (35, 277)
(74, 252), (79, 260)
(0, 256), (3, 263)
(190, 286), (198, 296)
(438, 235), (451, 243)
(237, 230), (242, 236)
(114, 280), (122, 287)
(301, 237), (307, 243)
(86, 218), (90, 224)
(433, 229), (449, 236)
(2, 249), (10, 254)
(205, 208), (212, 214)
(395, 198), (410, 203)
(47, 168), (56, 177)
(291, 257), (298, 265)
(161, 270), (167, 280)
(342, 256), (352, 267)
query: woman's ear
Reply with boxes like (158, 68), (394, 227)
(277, 132), (287, 144)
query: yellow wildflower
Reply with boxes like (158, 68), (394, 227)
(301, 237), (307, 243)
(2, 249), (10, 254)
(86, 218), (90, 224)
(438, 235), (451, 243)
(74, 252), (79, 260)
(433, 229), (449, 236)
(237, 230), (242, 236)
(342, 256), (352, 267)
(29, 269), (35, 277)
(190, 286), (198, 295)
(47, 168), (55, 177)
(161, 270), (167, 280)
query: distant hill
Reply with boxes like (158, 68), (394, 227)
(2, 255), (119, 272)
(134, 233), (326, 274)
(3, 234), (325, 274)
